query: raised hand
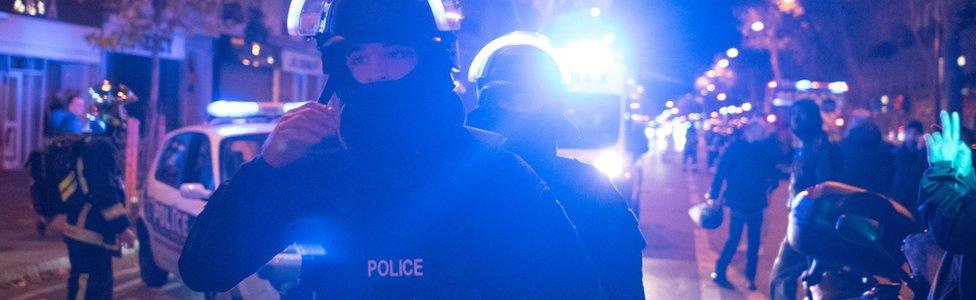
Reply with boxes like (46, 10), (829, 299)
(261, 103), (340, 168)
(925, 111), (960, 166)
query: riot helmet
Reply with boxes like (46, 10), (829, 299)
(466, 32), (579, 148)
(287, 0), (462, 101)
(87, 80), (137, 139)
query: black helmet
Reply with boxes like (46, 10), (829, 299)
(688, 200), (723, 230)
(287, 0), (463, 100)
(87, 80), (137, 137)
(467, 32), (570, 105)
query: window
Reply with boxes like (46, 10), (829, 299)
(155, 133), (194, 188)
(154, 133), (214, 190)
(220, 134), (268, 182)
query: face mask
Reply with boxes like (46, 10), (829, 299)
(338, 65), (463, 154)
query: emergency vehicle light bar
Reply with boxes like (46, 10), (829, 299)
(286, 0), (462, 37)
(208, 100), (310, 118)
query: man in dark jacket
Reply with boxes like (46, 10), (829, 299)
(178, 1), (601, 298)
(892, 121), (927, 213)
(466, 32), (646, 299)
(919, 111), (976, 300)
(709, 121), (779, 290)
(839, 118), (894, 194)
(769, 99), (843, 299)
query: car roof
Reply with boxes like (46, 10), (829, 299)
(167, 122), (275, 141)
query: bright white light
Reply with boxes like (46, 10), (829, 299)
(669, 107), (680, 114)
(751, 21), (765, 32)
(726, 48), (740, 58)
(959, 56), (967, 67)
(630, 102), (641, 110)
(766, 114), (777, 123)
(828, 81), (848, 93)
(716, 93), (728, 101)
(880, 95), (890, 105)
(768, 81), (778, 88)
(834, 118), (845, 127)
(795, 80), (813, 91)
(717, 59), (730, 69)
(468, 31), (572, 86)
(593, 152), (626, 179)
(665, 100), (675, 108)
(590, 7), (602, 17)
(559, 41), (618, 78)
(706, 70), (717, 78)
(636, 85), (645, 94)
(282, 101), (310, 112)
(720, 107), (729, 115)
(208, 101), (260, 118)
(742, 102), (753, 111)
(602, 33), (616, 44)
(706, 84), (716, 92)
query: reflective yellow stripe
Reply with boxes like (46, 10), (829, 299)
(101, 203), (127, 220)
(61, 183), (77, 201)
(76, 203), (91, 229)
(76, 273), (88, 300)
(59, 173), (76, 192)
(76, 158), (89, 194)
(63, 224), (121, 252)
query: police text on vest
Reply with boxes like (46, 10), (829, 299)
(367, 258), (423, 277)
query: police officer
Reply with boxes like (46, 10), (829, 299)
(179, 1), (601, 298)
(56, 82), (135, 299)
(465, 32), (646, 299)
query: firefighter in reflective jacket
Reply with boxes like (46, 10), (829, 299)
(56, 81), (135, 300)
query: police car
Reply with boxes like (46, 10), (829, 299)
(137, 101), (308, 299)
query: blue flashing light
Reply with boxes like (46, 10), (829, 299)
(209, 100), (260, 118)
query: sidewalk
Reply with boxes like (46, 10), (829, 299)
(0, 170), (70, 287)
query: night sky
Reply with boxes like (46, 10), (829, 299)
(625, 0), (742, 104)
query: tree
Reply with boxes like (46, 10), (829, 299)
(86, 0), (219, 195)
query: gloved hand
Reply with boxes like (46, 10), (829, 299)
(955, 140), (973, 177)
(925, 111), (972, 177)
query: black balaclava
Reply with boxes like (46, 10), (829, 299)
(315, 0), (465, 158)
(790, 99), (825, 141)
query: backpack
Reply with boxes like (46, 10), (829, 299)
(26, 136), (87, 217)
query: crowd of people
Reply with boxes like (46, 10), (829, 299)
(698, 98), (975, 299)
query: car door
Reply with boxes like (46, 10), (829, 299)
(144, 132), (214, 273)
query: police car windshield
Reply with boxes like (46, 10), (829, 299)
(558, 93), (621, 149)
(220, 134), (268, 182)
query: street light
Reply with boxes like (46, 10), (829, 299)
(717, 93), (728, 101)
(959, 55), (968, 67)
(706, 84), (716, 92)
(726, 48), (740, 58)
(717, 58), (730, 69)
(751, 21), (765, 32)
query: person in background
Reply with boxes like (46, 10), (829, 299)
(684, 125), (700, 171)
(838, 117), (894, 194)
(769, 99), (842, 300)
(891, 121), (927, 214)
(708, 120), (780, 290)
(46, 90), (87, 136)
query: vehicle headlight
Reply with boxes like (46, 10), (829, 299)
(593, 152), (626, 179)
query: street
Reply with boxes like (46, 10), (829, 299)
(0, 143), (790, 299)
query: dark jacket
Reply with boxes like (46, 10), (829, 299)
(891, 143), (928, 215)
(527, 156), (646, 299)
(709, 138), (780, 211)
(59, 136), (129, 255)
(178, 130), (602, 298)
(839, 126), (894, 194)
(791, 133), (843, 198)
(919, 161), (976, 300)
